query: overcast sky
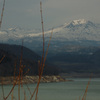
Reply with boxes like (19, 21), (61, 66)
(0, 0), (100, 30)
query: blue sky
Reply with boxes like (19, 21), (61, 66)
(0, 0), (100, 30)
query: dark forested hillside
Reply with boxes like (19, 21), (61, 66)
(0, 44), (59, 76)
(0, 45), (40, 76)
(0, 43), (40, 61)
(1, 43), (100, 77)
(48, 49), (100, 75)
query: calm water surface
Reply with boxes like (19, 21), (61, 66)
(0, 78), (100, 100)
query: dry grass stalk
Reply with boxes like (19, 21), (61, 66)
(35, 29), (53, 100)
(19, 40), (32, 100)
(1, 78), (5, 100)
(38, 1), (45, 77)
(11, 91), (14, 100)
(0, 55), (5, 63)
(24, 92), (27, 100)
(23, 68), (30, 76)
(26, 83), (32, 96)
(82, 77), (91, 100)
(18, 40), (24, 100)
(34, 2), (45, 100)
(30, 2), (44, 100)
(41, 28), (53, 73)
(5, 60), (18, 100)
(5, 76), (19, 100)
(0, 0), (5, 29)
(21, 84), (27, 100)
(0, 56), (5, 100)
(0, 1), (6, 98)
(35, 9), (53, 100)
(11, 93), (17, 100)
(40, 1), (45, 65)
(20, 66), (28, 100)
(0, 0), (32, 99)
(30, 2), (53, 100)
(0, 53), (5, 99)
(5, 41), (24, 100)
(38, 60), (41, 78)
(1, 1), (52, 100)
(5, 41), (32, 100)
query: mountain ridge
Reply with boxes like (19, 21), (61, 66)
(0, 19), (100, 41)
(0, 19), (100, 55)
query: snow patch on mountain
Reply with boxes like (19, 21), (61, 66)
(68, 19), (87, 26)
(0, 19), (100, 42)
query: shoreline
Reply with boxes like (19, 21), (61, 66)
(0, 75), (70, 85)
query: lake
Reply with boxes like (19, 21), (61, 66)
(0, 78), (100, 100)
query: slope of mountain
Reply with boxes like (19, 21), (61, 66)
(0, 44), (41, 76)
(0, 43), (40, 61)
(0, 44), (59, 76)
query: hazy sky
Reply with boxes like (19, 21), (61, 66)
(0, 0), (100, 30)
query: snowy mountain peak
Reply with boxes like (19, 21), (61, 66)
(64, 19), (87, 28)
(64, 19), (95, 29)
(69, 19), (87, 25)
(8, 27), (22, 31)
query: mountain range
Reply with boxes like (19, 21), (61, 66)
(1, 19), (100, 77)
(1, 19), (100, 41)
(0, 19), (100, 52)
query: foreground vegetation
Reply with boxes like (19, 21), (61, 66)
(0, 1), (93, 100)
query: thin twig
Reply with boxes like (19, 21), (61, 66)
(35, 29), (53, 100)
(0, 55), (5, 63)
(41, 28), (53, 74)
(1, 78), (5, 100)
(18, 40), (24, 100)
(5, 77), (18, 100)
(30, 2), (45, 100)
(0, 0), (6, 29)
(26, 83), (32, 96)
(40, 1), (45, 71)
(82, 77), (91, 100)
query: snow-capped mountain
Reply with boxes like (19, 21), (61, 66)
(0, 19), (100, 54)
(41, 19), (100, 41)
(0, 19), (100, 41)
(67, 19), (87, 25)
(25, 19), (100, 41)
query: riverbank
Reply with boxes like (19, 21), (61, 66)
(0, 75), (70, 85)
